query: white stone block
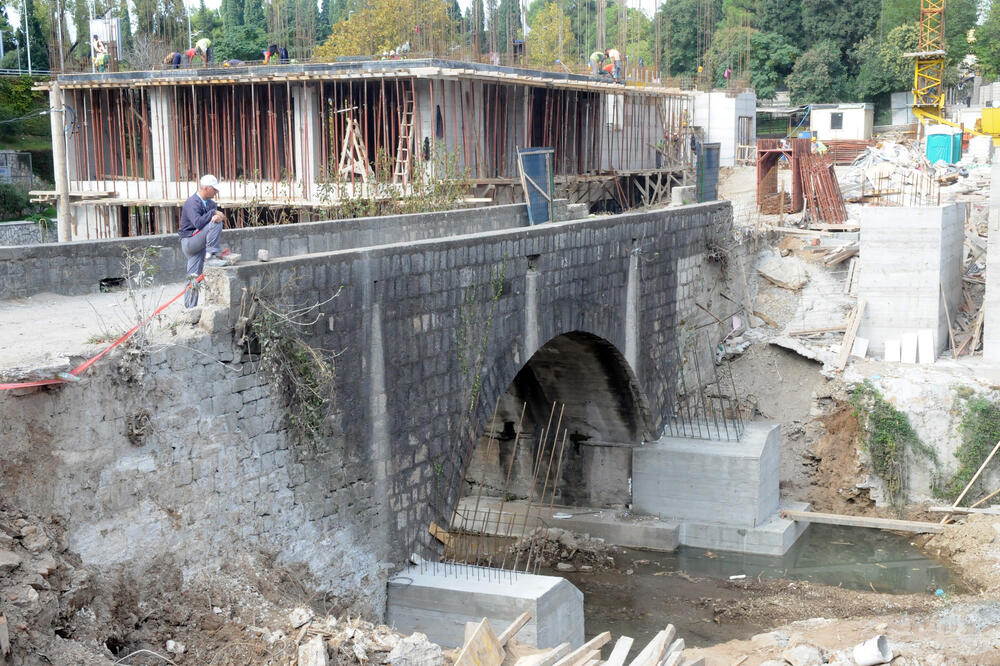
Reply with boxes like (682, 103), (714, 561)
(917, 329), (935, 364)
(901, 332), (918, 364)
(884, 339), (901, 363)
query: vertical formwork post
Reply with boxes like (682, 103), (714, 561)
(49, 82), (74, 241)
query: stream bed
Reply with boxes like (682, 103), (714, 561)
(536, 524), (965, 648)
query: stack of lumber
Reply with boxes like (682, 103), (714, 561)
(453, 614), (701, 666)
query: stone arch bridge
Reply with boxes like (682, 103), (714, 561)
(0, 201), (737, 614)
(205, 201), (734, 560)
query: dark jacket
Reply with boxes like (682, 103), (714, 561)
(178, 192), (218, 238)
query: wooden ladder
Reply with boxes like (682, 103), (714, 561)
(393, 88), (415, 186)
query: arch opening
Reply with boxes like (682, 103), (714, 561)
(463, 332), (652, 511)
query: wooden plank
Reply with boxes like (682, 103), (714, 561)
(497, 612), (532, 646)
(928, 505), (1000, 515)
(789, 326), (847, 336)
(605, 636), (634, 666)
(552, 633), (612, 666)
(940, 438), (1000, 524)
(835, 298), (867, 371)
(455, 618), (505, 666)
(627, 627), (675, 666)
(569, 649), (601, 666)
(780, 509), (943, 533)
(515, 643), (571, 666)
(752, 310), (779, 328)
(428, 521), (454, 548)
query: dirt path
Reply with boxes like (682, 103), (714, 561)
(0, 283), (188, 380)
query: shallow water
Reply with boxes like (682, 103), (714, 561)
(541, 523), (965, 648)
(657, 523), (965, 595)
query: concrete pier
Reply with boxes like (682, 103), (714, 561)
(386, 564), (584, 650)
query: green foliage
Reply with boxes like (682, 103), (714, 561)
(974, 2), (1000, 80)
(251, 294), (338, 445)
(801, 0), (878, 72)
(221, 0), (245, 27)
(852, 23), (918, 102)
(0, 184), (29, 221)
(786, 40), (848, 104)
(756, 0), (803, 44)
(243, 0), (267, 31)
(213, 25), (269, 61)
(850, 380), (937, 514)
(527, 1), (575, 66)
(748, 31), (799, 99)
(937, 395), (1000, 501)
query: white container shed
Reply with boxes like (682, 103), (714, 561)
(810, 103), (874, 141)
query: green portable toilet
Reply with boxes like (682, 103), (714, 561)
(926, 125), (963, 164)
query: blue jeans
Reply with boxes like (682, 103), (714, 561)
(180, 221), (222, 307)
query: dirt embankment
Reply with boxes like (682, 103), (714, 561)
(926, 514), (1000, 594)
(0, 501), (440, 665)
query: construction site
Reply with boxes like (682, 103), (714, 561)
(10, 0), (1000, 663)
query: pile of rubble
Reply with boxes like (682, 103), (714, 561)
(509, 527), (619, 571)
(0, 504), (111, 664)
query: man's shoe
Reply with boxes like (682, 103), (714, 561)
(205, 254), (227, 268)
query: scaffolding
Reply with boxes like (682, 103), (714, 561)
(37, 59), (697, 240)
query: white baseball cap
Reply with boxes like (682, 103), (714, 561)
(199, 174), (220, 189)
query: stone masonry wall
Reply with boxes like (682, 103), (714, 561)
(0, 203), (537, 300)
(0, 220), (57, 246)
(0, 326), (388, 616)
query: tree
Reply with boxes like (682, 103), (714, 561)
(801, 0), (878, 72)
(214, 24), (268, 60)
(786, 40), (847, 103)
(496, 0), (521, 54)
(526, 1), (574, 66)
(974, 2), (1000, 79)
(244, 0), (266, 31)
(852, 23), (918, 102)
(193, 0), (221, 37)
(655, 0), (699, 75)
(221, 0), (244, 28)
(756, 0), (803, 45)
(747, 30), (798, 99)
(314, 0), (457, 59)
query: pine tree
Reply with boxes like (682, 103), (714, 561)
(243, 0), (266, 31)
(221, 0), (244, 28)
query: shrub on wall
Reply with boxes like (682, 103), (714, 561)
(0, 184), (29, 221)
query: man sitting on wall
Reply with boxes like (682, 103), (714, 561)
(178, 174), (228, 308)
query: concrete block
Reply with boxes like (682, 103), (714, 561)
(632, 422), (780, 528)
(858, 204), (965, 356)
(386, 565), (584, 650)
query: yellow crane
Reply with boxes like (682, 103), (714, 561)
(910, 0), (948, 123)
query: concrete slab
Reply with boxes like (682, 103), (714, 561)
(453, 497), (680, 551)
(678, 501), (810, 556)
(386, 564), (584, 650)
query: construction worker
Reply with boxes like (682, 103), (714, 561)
(589, 50), (606, 76)
(179, 174), (228, 308)
(195, 37), (213, 66)
(605, 47), (622, 82)
(162, 52), (183, 69)
(92, 34), (109, 72)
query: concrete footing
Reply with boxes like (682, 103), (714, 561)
(453, 497), (680, 551)
(386, 563), (584, 650)
(632, 422), (806, 556)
